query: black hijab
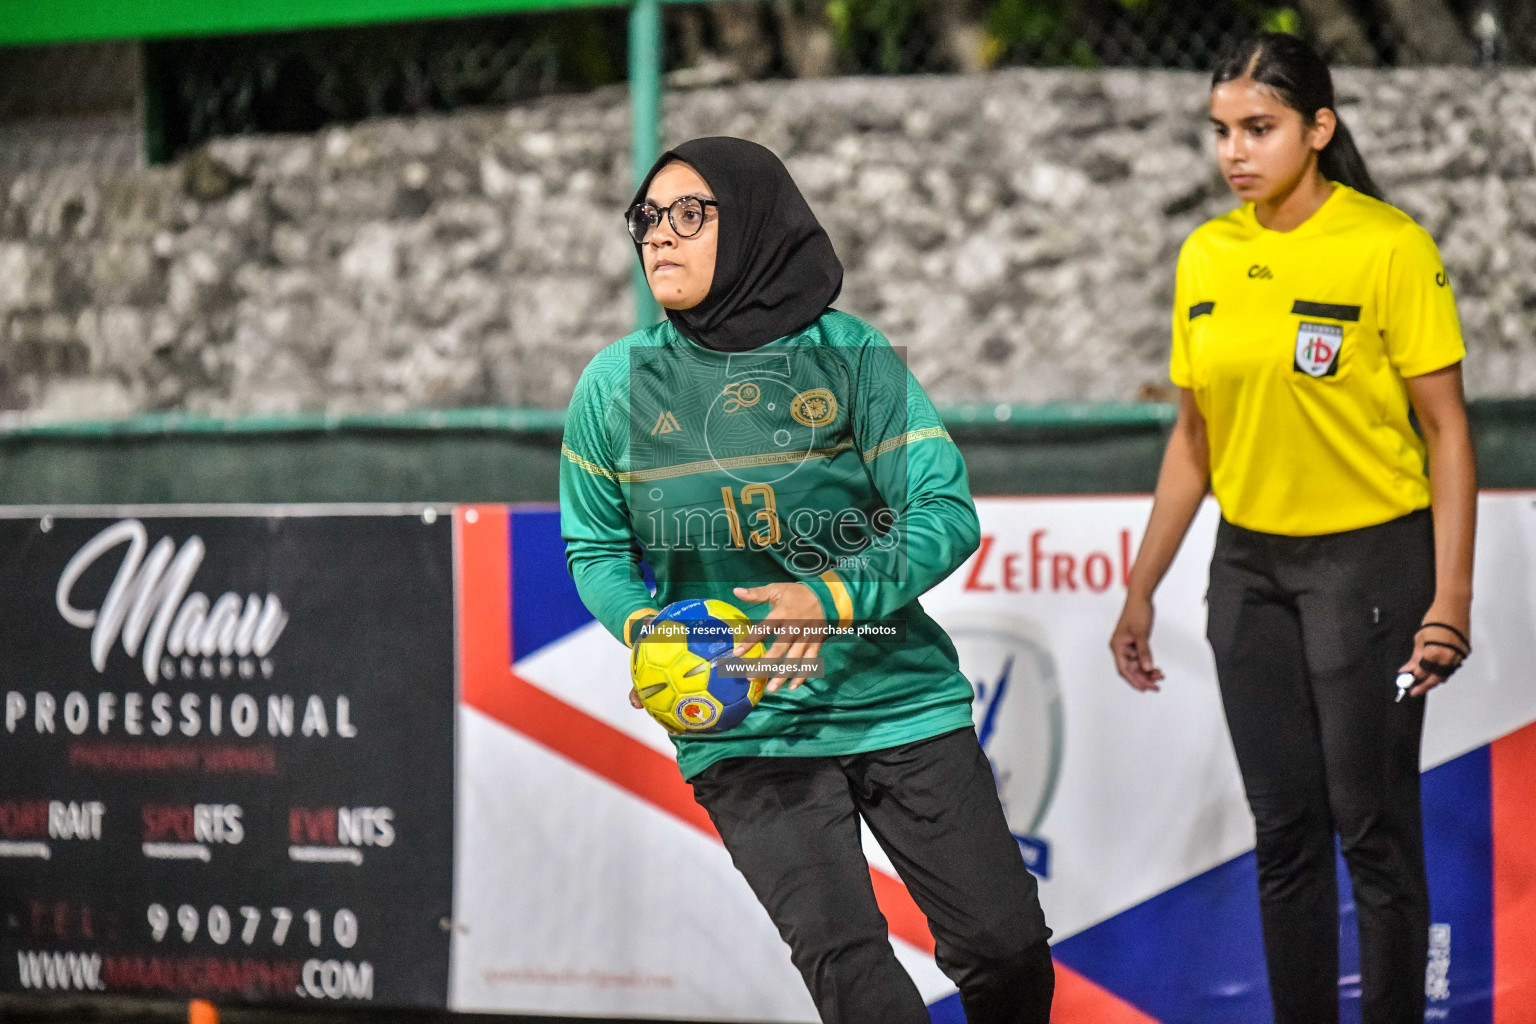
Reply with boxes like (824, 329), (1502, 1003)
(631, 137), (843, 352)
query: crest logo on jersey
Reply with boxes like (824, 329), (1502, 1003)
(721, 382), (762, 414)
(650, 411), (682, 436)
(790, 388), (837, 428)
(1294, 322), (1342, 378)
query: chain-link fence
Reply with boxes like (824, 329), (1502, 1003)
(141, 11), (630, 160)
(0, 42), (144, 174)
(745, 0), (1535, 74)
(1, 0), (1532, 164)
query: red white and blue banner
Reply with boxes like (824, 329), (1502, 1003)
(450, 494), (1536, 1024)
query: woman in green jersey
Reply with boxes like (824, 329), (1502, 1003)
(1110, 34), (1476, 1024)
(561, 137), (1053, 1023)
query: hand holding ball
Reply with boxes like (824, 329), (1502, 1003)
(630, 599), (768, 734)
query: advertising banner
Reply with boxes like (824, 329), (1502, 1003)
(0, 508), (455, 1008)
(452, 495), (1536, 1024)
(6, 499), (1528, 1020)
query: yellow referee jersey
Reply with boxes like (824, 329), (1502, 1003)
(1170, 185), (1466, 537)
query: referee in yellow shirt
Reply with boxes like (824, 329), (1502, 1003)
(1110, 34), (1477, 1024)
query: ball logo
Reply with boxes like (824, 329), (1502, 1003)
(674, 697), (720, 728)
(1294, 322), (1343, 378)
(790, 388), (837, 428)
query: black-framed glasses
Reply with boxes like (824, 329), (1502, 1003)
(626, 195), (718, 244)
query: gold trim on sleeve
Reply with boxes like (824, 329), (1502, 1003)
(818, 571), (854, 628)
(562, 443), (618, 480)
(624, 607), (661, 647)
(861, 426), (951, 463)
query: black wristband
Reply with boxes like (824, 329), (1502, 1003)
(1418, 621), (1471, 652)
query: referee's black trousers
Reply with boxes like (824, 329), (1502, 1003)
(688, 727), (1054, 1024)
(1207, 510), (1435, 1024)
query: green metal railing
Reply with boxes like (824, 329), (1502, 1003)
(3, 401), (1532, 507)
(628, 0), (664, 328)
(0, 402), (1176, 440)
(0, 402), (1186, 505)
(0, 0), (620, 45)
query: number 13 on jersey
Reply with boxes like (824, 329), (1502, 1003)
(721, 485), (780, 547)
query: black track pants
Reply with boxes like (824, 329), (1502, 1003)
(688, 727), (1053, 1024)
(1206, 510), (1435, 1024)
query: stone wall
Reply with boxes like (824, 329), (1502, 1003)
(2, 67), (1533, 421)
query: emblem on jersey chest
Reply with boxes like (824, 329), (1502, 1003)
(790, 388), (837, 428)
(1294, 322), (1343, 378)
(721, 381), (762, 413)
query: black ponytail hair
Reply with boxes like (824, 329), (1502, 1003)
(1211, 33), (1383, 201)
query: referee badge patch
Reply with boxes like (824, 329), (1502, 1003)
(1294, 322), (1343, 378)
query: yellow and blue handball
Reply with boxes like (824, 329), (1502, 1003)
(631, 598), (767, 734)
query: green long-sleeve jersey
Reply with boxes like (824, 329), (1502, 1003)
(559, 309), (979, 779)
